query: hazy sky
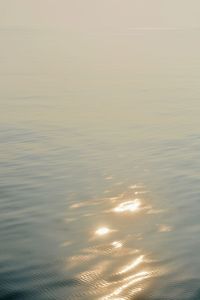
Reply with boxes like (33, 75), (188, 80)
(1, 0), (200, 32)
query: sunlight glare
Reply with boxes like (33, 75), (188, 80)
(119, 255), (144, 274)
(113, 199), (141, 213)
(111, 241), (123, 248)
(95, 227), (110, 236)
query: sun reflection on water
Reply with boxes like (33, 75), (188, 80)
(111, 241), (123, 249)
(119, 255), (144, 274)
(101, 271), (150, 300)
(113, 199), (141, 213)
(95, 227), (111, 236)
(64, 184), (159, 299)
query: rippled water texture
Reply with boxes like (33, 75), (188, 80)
(1, 4), (200, 299)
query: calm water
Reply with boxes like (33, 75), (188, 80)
(1, 26), (200, 300)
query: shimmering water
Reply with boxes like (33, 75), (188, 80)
(1, 9), (200, 300)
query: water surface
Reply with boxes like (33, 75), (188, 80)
(1, 24), (200, 300)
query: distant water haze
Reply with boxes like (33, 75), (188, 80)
(1, 0), (200, 30)
(1, 1), (200, 300)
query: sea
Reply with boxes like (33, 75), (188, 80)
(1, 24), (200, 300)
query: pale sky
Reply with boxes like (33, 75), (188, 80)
(0, 0), (200, 32)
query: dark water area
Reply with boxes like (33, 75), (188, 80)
(1, 23), (200, 300)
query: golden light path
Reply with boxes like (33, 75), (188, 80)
(119, 255), (144, 274)
(113, 199), (141, 213)
(101, 271), (150, 300)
